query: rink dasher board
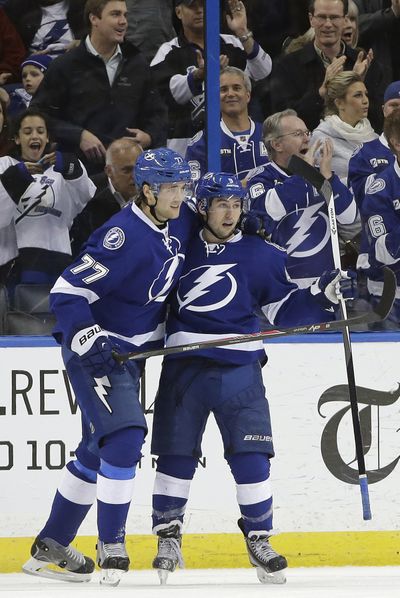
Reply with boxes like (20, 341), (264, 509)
(0, 334), (399, 571)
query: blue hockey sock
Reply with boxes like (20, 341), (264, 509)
(152, 455), (197, 530)
(228, 453), (273, 535)
(97, 428), (144, 543)
(39, 460), (97, 546)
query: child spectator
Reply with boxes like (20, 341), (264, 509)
(8, 54), (52, 116)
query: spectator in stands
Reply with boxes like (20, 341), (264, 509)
(0, 108), (95, 285)
(8, 54), (52, 116)
(186, 66), (268, 181)
(246, 109), (357, 294)
(270, 0), (385, 133)
(357, 109), (400, 328)
(242, 0), (310, 60)
(31, 0), (167, 174)
(342, 0), (359, 47)
(5, 0), (86, 57)
(71, 137), (142, 255)
(0, 7), (26, 84)
(150, 0), (272, 156)
(312, 71), (377, 182)
(125, 0), (175, 63)
(0, 91), (12, 155)
(348, 79), (400, 207)
(354, 0), (400, 89)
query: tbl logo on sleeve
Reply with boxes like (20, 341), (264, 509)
(103, 227), (125, 250)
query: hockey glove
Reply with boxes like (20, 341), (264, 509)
(239, 209), (272, 239)
(310, 268), (357, 311)
(54, 151), (83, 180)
(70, 325), (121, 378)
(0, 163), (35, 203)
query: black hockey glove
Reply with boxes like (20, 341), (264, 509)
(310, 268), (357, 311)
(70, 325), (122, 378)
(54, 152), (83, 180)
(239, 209), (272, 239)
(0, 162), (34, 204)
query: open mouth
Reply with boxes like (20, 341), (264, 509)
(29, 141), (42, 151)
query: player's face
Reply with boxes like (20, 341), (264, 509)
(337, 81), (369, 125)
(175, 1), (204, 34)
(15, 116), (49, 162)
(383, 98), (400, 118)
(220, 72), (250, 118)
(273, 116), (311, 163)
(310, 0), (346, 48)
(90, 1), (127, 46)
(22, 66), (45, 96)
(154, 181), (190, 220)
(202, 196), (242, 242)
(106, 148), (140, 200)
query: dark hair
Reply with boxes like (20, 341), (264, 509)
(12, 108), (50, 138)
(384, 110), (400, 153)
(308, 0), (348, 15)
(84, 0), (113, 29)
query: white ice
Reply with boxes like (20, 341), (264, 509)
(1, 567), (399, 598)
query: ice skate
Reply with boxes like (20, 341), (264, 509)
(152, 521), (184, 585)
(96, 540), (130, 586)
(238, 518), (287, 584)
(22, 536), (94, 583)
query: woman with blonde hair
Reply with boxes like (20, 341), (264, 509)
(312, 71), (377, 182)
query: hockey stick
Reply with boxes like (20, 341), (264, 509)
(287, 154), (375, 520)
(114, 267), (394, 364)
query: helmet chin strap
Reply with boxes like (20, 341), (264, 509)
(145, 190), (169, 225)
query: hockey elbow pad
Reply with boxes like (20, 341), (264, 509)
(54, 151), (83, 180)
(0, 163), (34, 205)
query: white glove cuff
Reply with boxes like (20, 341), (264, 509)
(71, 325), (106, 356)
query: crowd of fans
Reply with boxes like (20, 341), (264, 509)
(0, 0), (400, 331)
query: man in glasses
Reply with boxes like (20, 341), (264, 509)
(246, 109), (357, 318)
(269, 0), (384, 131)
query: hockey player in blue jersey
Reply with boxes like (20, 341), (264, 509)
(348, 80), (400, 208)
(22, 148), (195, 586)
(185, 66), (268, 182)
(358, 109), (400, 328)
(149, 172), (355, 585)
(246, 109), (357, 290)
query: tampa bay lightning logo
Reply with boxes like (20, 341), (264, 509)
(18, 176), (57, 218)
(177, 264), (238, 312)
(275, 201), (330, 258)
(148, 237), (184, 303)
(103, 227), (125, 250)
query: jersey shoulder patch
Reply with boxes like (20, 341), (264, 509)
(103, 226), (125, 250)
(365, 174), (386, 195)
(187, 130), (204, 146)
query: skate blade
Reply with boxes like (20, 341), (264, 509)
(256, 567), (286, 585)
(22, 557), (91, 583)
(99, 568), (126, 587)
(157, 568), (170, 585)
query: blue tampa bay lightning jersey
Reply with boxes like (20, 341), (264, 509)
(186, 119), (268, 182)
(50, 201), (198, 352)
(348, 134), (395, 208)
(358, 160), (400, 296)
(246, 161), (357, 285)
(165, 230), (331, 365)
